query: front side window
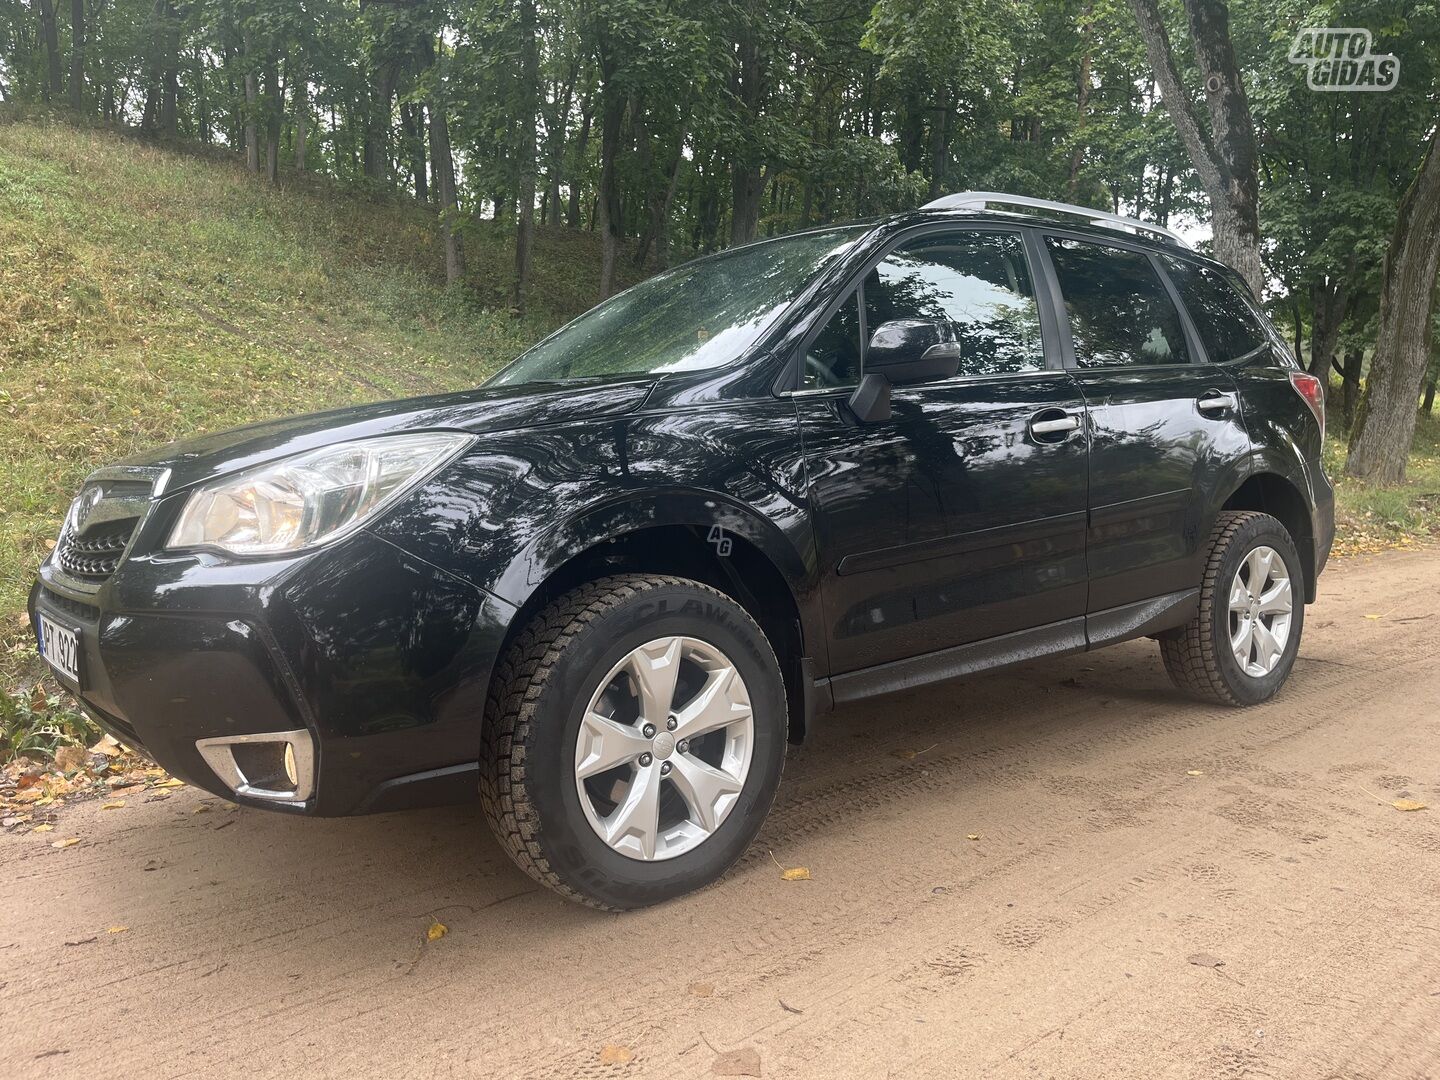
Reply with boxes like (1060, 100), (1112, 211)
(800, 229), (1045, 389)
(1046, 236), (1191, 368)
(490, 225), (868, 387)
(1161, 256), (1267, 363)
(865, 231), (1044, 378)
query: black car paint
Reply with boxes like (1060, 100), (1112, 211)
(29, 208), (1335, 816)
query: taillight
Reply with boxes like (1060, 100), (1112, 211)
(1289, 371), (1325, 441)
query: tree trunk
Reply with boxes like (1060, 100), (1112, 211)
(1067, 5), (1094, 199)
(36, 0), (63, 100)
(293, 72), (309, 172)
(1129, 0), (1264, 297)
(635, 111), (688, 269)
(424, 38), (464, 287)
(512, 0), (539, 315)
(68, 0), (84, 108)
(1335, 347), (1363, 428)
(156, 0), (179, 135)
(1308, 278), (1348, 378)
(364, 64), (396, 184)
(264, 63), (281, 184)
(1346, 131), (1440, 484)
(242, 33), (260, 174)
(400, 103), (427, 200)
(545, 62), (577, 228)
(595, 43), (625, 299)
(194, 44), (211, 145)
(1423, 377), (1437, 415)
(928, 85), (951, 199)
(565, 90), (593, 228)
(728, 16), (766, 247)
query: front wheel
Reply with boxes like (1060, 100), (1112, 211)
(1160, 511), (1305, 706)
(480, 574), (787, 909)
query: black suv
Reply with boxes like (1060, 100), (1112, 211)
(30, 193), (1333, 909)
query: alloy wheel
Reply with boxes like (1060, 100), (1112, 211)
(1227, 545), (1293, 677)
(574, 636), (754, 861)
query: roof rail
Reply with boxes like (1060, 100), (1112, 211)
(922, 191), (1191, 249)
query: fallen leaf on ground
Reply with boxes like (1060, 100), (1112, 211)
(1393, 799), (1427, 812)
(153, 778), (185, 789)
(598, 1044), (634, 1065)
(689, 982), (714, 997)
(106, 926), (128, 934)
(1187, 952), (1224, 968)
(966, 834), (980, 841)
(89, 734), (123, 757)
(425, 921), (447, 942)
(192, 805), (211, 814)
(780, 867), (810, 881)
(53, 746), (87, 773)
(51, 837), (80, 849)
(63, 936), (97, 947)
(1186, 770), (1205, 776)
(101, 801), (125, 810)
(779, 999), (803, 1015)
(711, 1047), (762, 1076)
(31, 823), (53, 833)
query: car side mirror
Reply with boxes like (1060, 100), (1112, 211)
(847, 319), (962, 423)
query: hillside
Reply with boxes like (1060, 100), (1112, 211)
(0, 114), (633, 688)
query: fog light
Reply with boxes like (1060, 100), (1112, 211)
(284, 742), (298, 786)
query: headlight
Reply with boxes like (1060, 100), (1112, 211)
(167, 432), (471, 556)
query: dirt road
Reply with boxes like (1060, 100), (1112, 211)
(3, 549), (1439, 1079)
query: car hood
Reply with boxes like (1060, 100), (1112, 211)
(112, 375), (655, 493)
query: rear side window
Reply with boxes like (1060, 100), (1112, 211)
(1161, 257), (1267, 363)
(1045, 236), (1191, 368)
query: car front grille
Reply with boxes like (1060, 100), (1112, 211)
(58, 526), (137, 579)
(53, 475), (160, 585)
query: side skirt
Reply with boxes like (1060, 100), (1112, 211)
(817, 589), (1198, 710)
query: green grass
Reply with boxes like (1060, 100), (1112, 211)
(0, 110), (635, 698)
(1325, 406), (1440, 556)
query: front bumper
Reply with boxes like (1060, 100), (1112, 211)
(29, 531), (514, 815)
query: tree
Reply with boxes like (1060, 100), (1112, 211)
(1129, 0), (1263, 296)
(1346, 131), (1440, 485)
(512, 0), (539, 314)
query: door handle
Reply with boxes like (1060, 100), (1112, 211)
(1029, 411), (1081, 439)
(1197, 390), (1238, 415)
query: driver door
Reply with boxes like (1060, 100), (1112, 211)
(794, 227), (1091, 676)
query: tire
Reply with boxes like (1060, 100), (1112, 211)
(479, 574), (787, 910)
(1160, 510), (1305, 706)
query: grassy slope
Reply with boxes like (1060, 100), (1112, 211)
(0, 113), (632, 687)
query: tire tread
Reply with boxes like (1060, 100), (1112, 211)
(478, 573), (765, 910)
(1160, 510), (1278, 706)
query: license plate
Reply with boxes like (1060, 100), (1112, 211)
(37, 614), (81, 686)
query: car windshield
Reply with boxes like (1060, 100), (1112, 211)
(488, 226), (868, 386)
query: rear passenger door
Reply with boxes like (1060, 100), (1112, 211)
(1039, 234), (1252, 615)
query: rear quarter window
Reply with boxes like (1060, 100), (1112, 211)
(1162, 257), (1268, 363)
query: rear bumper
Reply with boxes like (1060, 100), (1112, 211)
(29, 531), (514, 815)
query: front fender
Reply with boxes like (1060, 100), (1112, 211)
(370, 400), (823, 655)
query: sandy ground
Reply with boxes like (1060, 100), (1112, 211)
(2, 548), (1438, 1080)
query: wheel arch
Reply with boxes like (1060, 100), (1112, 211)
(1218, 470), (1317, 602)
(489, 497), (820, 743)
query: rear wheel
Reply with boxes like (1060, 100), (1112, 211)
(480, 574), (786, 909)
(1160, 511), (1304, 706)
